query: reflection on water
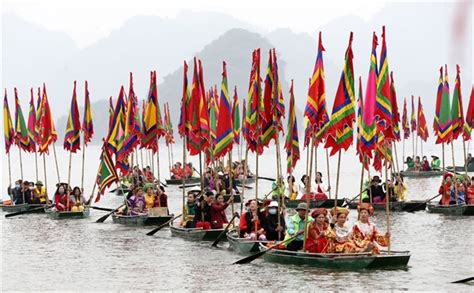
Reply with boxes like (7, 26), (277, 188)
(2, 145), (474, 291)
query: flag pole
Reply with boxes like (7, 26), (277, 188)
(67, 151), (72, 209)
(34, 150), (39, 182)
(199, 152), (204, 192)
(359, 157), (365, 203)
(156, 139), (161, 183)
(7, 152), (13, 201)
(18, 148), (25, 203)
(228, 150), (234, 224)
(393, 141), (400, 174)
(334, 150), (342, 210)
(170, 141), (175, 167)
(421, 139), (424, 158)
(81, 136), (86, 191)
(181, 136), (187, 221)
(415, 133), (418, 159)
(325, 148), (332, 198)
(442, 143), (445, 173)
(412, 131), (415, 159)
(43, 154), (49, 202)
(451, 141), (458, 204)
(463, 140), (468, 175)
(402, 138), (405, 171)
(167, 143), (172, 178)
(240, 145), (249, 214)
(303, 135), (315, 252)
(52, 143), (61, 183)
(140, 149), (144, 169)
(384, 159), (391, 253)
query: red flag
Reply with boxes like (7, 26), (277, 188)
(63, 81), (81, 153)
(82, 81), (94, 145)
(417, 97), (429, 142)
(38, 84), (58, 154)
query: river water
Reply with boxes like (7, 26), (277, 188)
(1, 143), (473, 291)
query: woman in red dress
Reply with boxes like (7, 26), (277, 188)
(305, 208), (329, 253)
(209, 193), (233, 229)
(438, 173), (453, 205)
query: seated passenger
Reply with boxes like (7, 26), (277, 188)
(127, 187), (146, 215)
(209, 193), (233, 229)
(32, 181), (48, 204)
(70, 186), (86, 212)
(326, 207), (357, 253)
(351, 203), (389, 254)
(262, 201), (286, 241)
(284, 203), (313, 251)
(53, 185), (69, 211)
(305, 208), (329, 253)
(239, 199), (266, 240)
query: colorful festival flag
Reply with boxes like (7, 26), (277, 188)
(463, 86), (473, 141)
(163, 102), (175, 146)
(95, 143), (120, 202)
(38, 84), (58, 154)
(14, 88), (33, 152)
(232, 87), (240, 145)
(141, 71), (160, 151)
(402, 98), (410, 139)
(82, 81), (94, 145)
(304, 32), (329, 144)
(122, 73), (141, 154)
(63, 81), (81, 153)
(356, 32), (378, 159)
(27, 88), (37, 151)
(356, 76), (368, 168)
(434, 65), (453, 144)
(390, 72), (400, 141)
(450, 65), (464, 140)
(3, 90), (15, 154)
(285, 80), (300, 174)
(410, 95), (416, 133)
(214, 62), (234, 159)
(178, 61), (190, 138)
(272, 48), (285, 132)
(417, 97), (429, 142)
(245, 49), (262, 154)
(261, 49), (277, 148)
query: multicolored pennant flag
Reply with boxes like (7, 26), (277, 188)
(14, 88), (35, 152)
(375, 26), (394, 141)
(417, 97), (429, 142)
(38, 84), (58, 154)
(272, 48), (285, 132)
(35, 87), (42, 144)
(82, 81), (94, 145)
(198, 60), (210, 148)
(410, 95), (416, 133)
(178, 61), (190, 138)
(285, 80), (300, 174)
(209, 86), (218, 146)
(232, 87), (240, 145)
(355, 32), (377, 159)
(463, 86), (473, 141)
(63, 81), (81, 153)
(434, 65), (453, 144)
(241, 98), (248, 145)
(95, 143), (120, 202)
(122, 73), (141, 153)
(245, 49), (262, 154)
(451, 65), (464, 141)
(390, 72), (400, 141)
(304, 32), (329, 145)
(324, 33), (356, 156)
(163, 102), (175, 146)
(3, 90), (15, 154)
(27, 88), (37, 151)
(108, 96), (114, 130)
(356, 76), (368, 168)
(433, 67), (443, 138)
(214, 62), (234, 159)
(141, 71), (160, 152)
(373, 132), (393, 172)
(107, 86), (129, 174)
(261, 49), (277, 148)
(402, 98), (410, 139)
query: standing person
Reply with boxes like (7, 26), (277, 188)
(326, 207), (357, 253)
(438, 173), (453, 206)
(284, 203), (313, 251)
(262, 201), (286, 241)
(305, 208), (329, 253)
(351, 203), (390, 254)
(239, 199), (267, 240)
(209, 193), (233, 229)
(430, 155), (441, 171)
(314, 172), (329, 200)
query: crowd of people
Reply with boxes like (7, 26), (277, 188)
(8, 180), (48, 205)
(52, 184), (88, 212)
(438, 173), (474, 205)
(170, 162), (199, 180)
(405, 155), (440, 171)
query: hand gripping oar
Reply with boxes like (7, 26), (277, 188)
(146, 213), (183, 236)
(233, 233), (299, 264)
(406, 193), (441, 213)
(451, 276), (474, 284)
(5, 205), (53, 218)
(95, 204), (125, 223)
(211, 212), (240, 247)
(342, 188), (368, 208)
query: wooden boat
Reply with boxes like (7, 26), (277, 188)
(112, 213), (173, 226)
(226, 229), (268, 254)
(446, 164), (474, 172)
(346, 200), (427, 212)
(285, 198), (345, 209)
(235, 175), (256, 185)
(258, 244), (410, 269)
(426, 203), (466, 215)
(463, 205), (474, 216)
(45, 206), (90, 219)
(1, 203), (47, 214)
(399, 170), (443, 178)
(169, 218), (226, 241)
(165, 177), (200, 185)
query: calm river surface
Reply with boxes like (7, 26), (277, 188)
(2, 143), (473, 291)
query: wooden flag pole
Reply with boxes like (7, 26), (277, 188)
(240, 146), (249, 214)
(52, 143), (61, 183)
(181, 137), (187, 221)
(151, 152), (155, 176)
(303, 136), (315, 252)
(140, 149), (144, 169)
(314, 146), (318, 190)
(412, 132), (415, 159)
(170, 142), (175, 167)
(199, 152), (204, 192)
(167, 143), (172, 178)
(34, 150), (39, 182)
(442, 143), (445, 173)
(7, 152), (13, 201)
(18, 148), (25, 203)
(384, 159), (391, 253)
(421, 139), (424, 158)
(67, 151), (72, 209)
(415, 134), (418, 159)
(402, 138), (405, 171)
(367, 159), (373, 203)
(462, 140), (468, 175)
(359, 158), (365, 203)
(451, 142), (458, 204)
(156, 140), (161, 183)
(81, 137), (86, 191)
(228, 151), (234, 223)
(42, 154), (49, 202)
(326, 149), (332, 198)
(334, 150), (342, 210)
(393, 142), (400, 174)
(305, 142), (310, 177)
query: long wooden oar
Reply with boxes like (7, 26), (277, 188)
(451, 276), (474, 284)
(406, 193), (441, 213)
(257, 176), (276, 182)
(90, 206), (114, 212)
(146, 213), (182, 236)
(234, 233), (299, 264)
(5, 205), (53, 218)
(211, 212), (240, 247)
(95, 204), (125, 223)
(342, 189), (368, 208)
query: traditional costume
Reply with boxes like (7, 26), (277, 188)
(325, 207), (357, 253)
(305, 208), (329, 253)
(351, 203), (389, 254)
(438, 173), (453, 206)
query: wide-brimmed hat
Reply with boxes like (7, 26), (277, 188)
(295, 202), (308, 211)
(431, 155), (439, 159)
(35, 181), (43, 186)
(357, 203), (374, 215)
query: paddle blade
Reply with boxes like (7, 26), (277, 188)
(95, 212), (112, 223)
(5, 206), (46, 218)
(233, 251), (266, 264)
(451, 277), (474, 283)
(146, 214), (181, 236)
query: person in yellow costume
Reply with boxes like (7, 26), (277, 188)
(32, 181), (48, 204)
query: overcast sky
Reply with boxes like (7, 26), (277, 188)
(2, 0), (394, 48)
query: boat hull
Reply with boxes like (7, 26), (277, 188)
(426, 203), (466, 215)
(463, 205), (474, 216)
(2, 203), (47, 214)
(45, 207), (90, 219)
(446, 164), (474, 172)
(285, 199), (345, 209)
(170, 224), (226, 241)
(226, 229), (262, 254)
(165, 177), (200, 185)
(112, 214), (148, 225)
(399, 170), (443, 178)
(347, 200), (426, 212)
(235, 176), (256, 185)
(259, 244), (410, 270)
